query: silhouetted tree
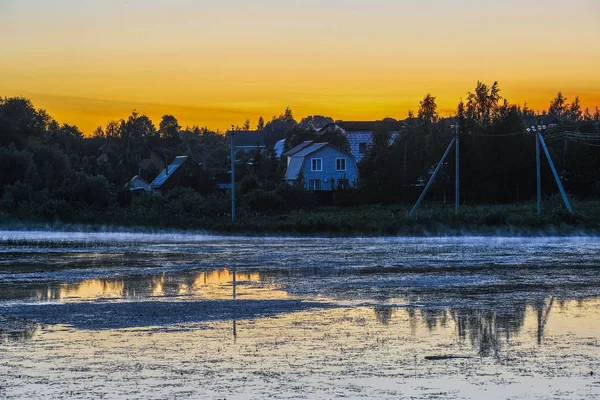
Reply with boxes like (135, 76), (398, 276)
(105, 120), (121, 138)
(93, 126), (105, 138)
(257, 116), (265, 130)
(465, 81), (501, 133)
(567, 96), (582, 122)
(0, 97), (49, 148)
(299, 115), (334, 130)
(549, 92), (568, 119)
(122, 111), (156, 139)
(158, 115), (180, 141)
(418, 93), (439, 123)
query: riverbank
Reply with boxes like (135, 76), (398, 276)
(1, 200), (599, 237)
(209, 201), (600, 236)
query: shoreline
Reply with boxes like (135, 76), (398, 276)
(0, 220), (598, 239)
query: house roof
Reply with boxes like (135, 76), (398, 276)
(150, 156), (187, 188)
(283, 140), (315, 157)
(227, 130), (266, 148)
(291, 142), (328, 157)
(285, 157), (305, 181)
(126, 175), (151, 192)
(274, 139), (286, 158)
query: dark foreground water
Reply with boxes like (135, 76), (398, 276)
(1, 231), (600, 399)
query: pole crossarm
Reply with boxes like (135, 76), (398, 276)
(409, 138), (456, 216)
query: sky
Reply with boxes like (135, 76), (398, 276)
(1, 0), (599, 134)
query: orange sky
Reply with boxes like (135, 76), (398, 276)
(1, 0), (599, 134)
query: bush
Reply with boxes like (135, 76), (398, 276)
(274, 183), (317, 209)
(1, 181), (34, 209)
(239, 175), (260, 195)
(70, 173), (113, 209)
(243, 189), (285, 214)
(0, 146), (36, 193)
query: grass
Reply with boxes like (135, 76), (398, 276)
(2, 199), (599, 237)
(199, 200), (600, 236)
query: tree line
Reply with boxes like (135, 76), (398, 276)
(0, 81), (599, 227)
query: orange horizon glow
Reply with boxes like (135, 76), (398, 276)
(1, 0), (599, 134)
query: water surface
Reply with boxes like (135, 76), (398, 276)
(1, 231), (599, 399)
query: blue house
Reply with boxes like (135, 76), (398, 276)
(284, 142), (359, 191)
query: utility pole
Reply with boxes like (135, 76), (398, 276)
(454, 121), (460, 215)
(527, 122), (572, 214)
(403, 141), (407, 185)
(230, 132), (235, 221)
(409, 119), (461, 217)
(536, 125), (542, 215)
(409, 138), (456, 216)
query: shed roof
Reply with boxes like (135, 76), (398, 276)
(150, 156), (187, 188)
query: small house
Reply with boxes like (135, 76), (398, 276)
(284, 142), (358, 191)
(125, 175), (151, 192)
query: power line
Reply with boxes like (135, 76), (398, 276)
(474, 131), (527, 137)
(566, 138), (600, 147)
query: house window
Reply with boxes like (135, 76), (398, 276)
(309, 179), (321, 191)
(359, 143), (368, 154)
(311, 158), (322, 171)
(335, 158), (346, 171)
(337, 179), (349, 190)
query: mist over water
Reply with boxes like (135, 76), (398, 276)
(1, 230), (600, 399)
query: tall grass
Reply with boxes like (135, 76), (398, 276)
(2, 199), (598, 237)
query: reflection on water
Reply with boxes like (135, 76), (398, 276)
(1, 266), (597, 358)
(28, 269), (287, 302)
(39, 279), (128, 301)
(3, 299), (599, 399)
(0, 317), (39, 343)
(373, 296), (557, 358)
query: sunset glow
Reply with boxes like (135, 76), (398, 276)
(1, 0), (599, 133)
